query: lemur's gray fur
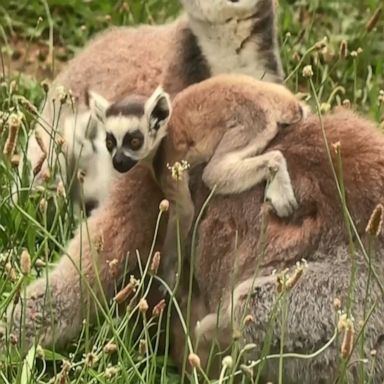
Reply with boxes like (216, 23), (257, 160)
(203, 249), (384, 382)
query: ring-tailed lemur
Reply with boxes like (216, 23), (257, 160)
(24, 0), (283, 214)
(87, 74), (307, 292)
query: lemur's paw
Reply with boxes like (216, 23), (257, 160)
(291, 101), (310, 125)
(4, 279), (62, 353)
(300, 102), (311, 120)
(195, 313), (218, 343)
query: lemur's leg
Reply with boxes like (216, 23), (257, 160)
(203, 146), (297, 217)
(0, 204), (121, 353)
(169, 269), (221, 378)
(159, 171), (195, 293)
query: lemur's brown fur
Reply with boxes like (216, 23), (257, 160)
(186, 108), (384, 381)
(10, 0), (285, 351)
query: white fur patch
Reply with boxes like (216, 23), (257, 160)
(61, 110), (116, 206)
(63, 111), (94, 167)
(189, 16), (280, 82)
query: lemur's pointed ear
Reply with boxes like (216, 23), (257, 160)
(144, 86), (172, 133)
(87, 90), (110, 125)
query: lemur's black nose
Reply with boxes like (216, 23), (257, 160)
(112, 151), (138, 173)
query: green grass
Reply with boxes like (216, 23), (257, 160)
(0, 0), (383, 383)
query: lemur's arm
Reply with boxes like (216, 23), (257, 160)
(154, 140), (195, 292)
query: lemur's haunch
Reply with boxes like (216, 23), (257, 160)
(88, 74), (307, 290)
(24, 0), (282, 213)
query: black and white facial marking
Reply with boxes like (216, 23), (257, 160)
(88, 88), (172, 174)
(180, 0), (283, 83)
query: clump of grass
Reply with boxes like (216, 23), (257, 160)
(280, 1), (383, 120)
(1, 0), (181, 54)
(0, 0), (383, 383)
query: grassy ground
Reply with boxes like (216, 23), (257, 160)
(0, 0), (383, 383)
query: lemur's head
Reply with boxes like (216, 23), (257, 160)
(180, 0), (262, 23)
(88, 87), (171, 173)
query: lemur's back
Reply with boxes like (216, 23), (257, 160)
(53, 23), (177, 104)
(168, 75), (301, 158)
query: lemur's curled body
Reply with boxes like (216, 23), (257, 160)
(26, 0), (282, 213)
(88, 74), (306, 290)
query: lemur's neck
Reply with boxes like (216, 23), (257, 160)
(187, 0), (283, 84)
(151, 137), (168, 186)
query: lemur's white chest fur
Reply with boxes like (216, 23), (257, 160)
(190, 17), (279, 82)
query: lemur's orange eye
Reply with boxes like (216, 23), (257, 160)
(130, 137), (143, 150)
(123, 131), (144, 151)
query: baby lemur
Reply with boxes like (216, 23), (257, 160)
(88, 74), (307, 291)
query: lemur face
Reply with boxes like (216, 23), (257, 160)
(88, 88), (171, 173)
(180, 0), (261, 23)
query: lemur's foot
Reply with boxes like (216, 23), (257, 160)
(265, 166), (298, 218)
